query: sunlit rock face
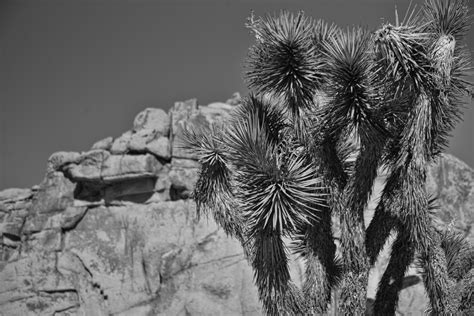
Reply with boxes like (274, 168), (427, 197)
(0, 92), (472, 315)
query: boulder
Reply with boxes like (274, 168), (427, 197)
(146, 136), (171, 160)
(427, 154), (474, 243)
(110, 131), (133, 154)
(133, 108), (170, 137)
(101, 153), (162, 183)
(47, 151), (82, 172)
(91, 136), (114, 151)
(63, 151), (162, 184)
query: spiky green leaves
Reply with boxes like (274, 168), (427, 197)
(246, 11), (321, 117)
(252, 229), (290, 313)
(374, 21), (432, 91)
(180, 125), (244, 239)
(423, 0), (471, 41)
(313, 20), (339, 49)
(181, 125), (231, 216)
(440, 230), (474, 282)
(228, 96), (325, 236)
(237, 152), (324, 236)
(320, 28), (383, 141)
(231, 94), (287, 148)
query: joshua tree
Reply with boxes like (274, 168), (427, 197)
(183, 0), (473, 314)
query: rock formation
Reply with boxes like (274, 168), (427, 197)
(0, 93), (472, 315)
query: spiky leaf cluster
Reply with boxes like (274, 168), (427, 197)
(319, 27), (384, 142)
(246, 11), (322, 117)
(226, 96), (326, 237)
(374, 19), (433, 91)
(423, 0), (471, 41)
(439, 230), (474, 281)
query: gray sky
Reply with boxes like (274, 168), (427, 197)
(1, 0), (473, 190)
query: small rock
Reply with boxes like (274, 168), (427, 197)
(101, 154), (162, 183)
(146, 136), (171, 160)
(47, 152), (81, 172)
(110, 131), (132, 154)
(91, 137), (114, 151)
(64, 150), (110, 182)
(133, 108), (170, 137)
(172, 98), (197, 112)
(198, 105), (232, 125)
(128, 129), (156, 152)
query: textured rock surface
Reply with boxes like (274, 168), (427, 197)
(0, 94), (472, 315)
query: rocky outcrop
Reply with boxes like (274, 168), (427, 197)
(0, 93), (472, 315)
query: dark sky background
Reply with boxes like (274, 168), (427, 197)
(1, 0), (473, 190)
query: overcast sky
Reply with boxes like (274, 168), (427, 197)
(1, 0), (473, 190)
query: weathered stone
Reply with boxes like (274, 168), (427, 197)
(47, 152), (82, 173)
(24, 293), (79, 316)
(0, 252), (71, 313)
(91, 136), (113, 151)
(61, 206), (89, 230)
(57, 201), (260, 315)
(64, 151), (161, 185)
(101, 154), (162, 183)
(172, 98), (198, 113)
(168, 167), (199, 200)
(427, 154), (474, 243)
(0, 189), (32, 242)
(32, 171), (75, 214)
(199, 104), (232, 125)
(146, 136), (171, 160)
(0, 188), (32, 202)
(63, 150), (110, 183)
(133, 108), (170, 137)
(154, 166), (172, 192)
(1, 220), (24, 240)
(26, 229), (62, 252)
(171, 158), (200, 169)
(128, 129), (156, 152)
(110, 131), (132, 154)
(170, 99), (200, 159)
